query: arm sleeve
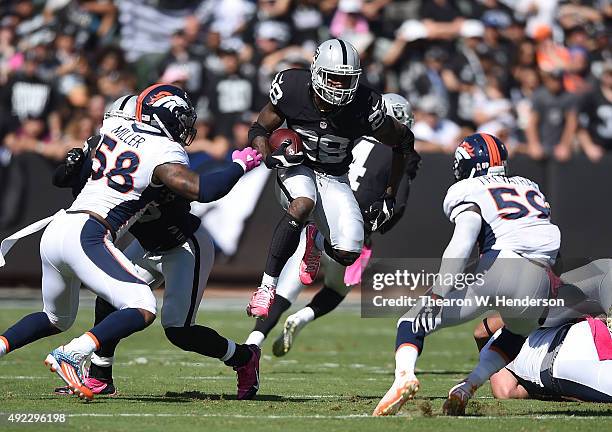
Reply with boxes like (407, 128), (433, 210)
(197, 162), (244, 203)
(432, 210), (482, 296)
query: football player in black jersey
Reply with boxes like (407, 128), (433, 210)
(51, 95), (262, 400)
(246, 38), (421, 320)
(244, 93), (416, 353)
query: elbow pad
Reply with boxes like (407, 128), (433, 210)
(248, 121), (270, 146)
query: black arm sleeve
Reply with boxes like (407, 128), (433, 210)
(248, 121), (270, 146)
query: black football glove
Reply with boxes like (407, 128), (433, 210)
(405, 149), (422, 180)
(364, 193), (395, 232)
(264, 139), (305, 169)
(64, 148), (85, 176)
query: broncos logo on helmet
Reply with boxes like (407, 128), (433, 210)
(136, 84), (197, 146)
(453, 133), (508, 181)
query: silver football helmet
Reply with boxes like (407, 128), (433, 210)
(311, 39), (361, 106)
(383, 93), (414, 128)
(104, 94), (137, 120)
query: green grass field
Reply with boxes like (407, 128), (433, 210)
(1, 305), (611, 432)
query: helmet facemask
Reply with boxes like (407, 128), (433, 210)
(311, 65), (361, 106)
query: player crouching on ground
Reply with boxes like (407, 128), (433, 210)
(475, 312), (612, 402)
(374, 133), (562, 416)
(244, 94), (416, 354)
(245, 38), (420, 320)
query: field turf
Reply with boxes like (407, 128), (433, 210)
(1, 304), (611, 431)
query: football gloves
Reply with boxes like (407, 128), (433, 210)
(265, 139), (304, 169)
(64, 148), (85, 176)
(364, 193), (395, 232)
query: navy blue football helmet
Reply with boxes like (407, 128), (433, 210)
(453, 133), (508, 181)
(136, 84), (196, 146)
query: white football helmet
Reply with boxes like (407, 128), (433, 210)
(383, 93), (414, 128)
(104, 94), (137, 120)
(311, 38), (361, 106)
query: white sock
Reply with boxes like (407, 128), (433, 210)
(291, 306), (315, 324)
(91, 353), (114, 367)
(220, 339), (237, 362)
(245, 331), (265, 347)
(395, 344), (419, 379)
(314, 232), (325, 251)
(64, 333), (98, 357)
(262, 273), (278, 287)
(466, 346), (507, 388)
(0, 337), (8, 357)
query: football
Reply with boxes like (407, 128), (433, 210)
(269, 128), (303, 156)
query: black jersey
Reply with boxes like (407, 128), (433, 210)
(348, 136), (411, 233)
(270, 69), (387, 175)
(579, 86), (612, 150)
(129, 189), (201, 252)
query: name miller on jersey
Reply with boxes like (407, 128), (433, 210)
(110, 125), (146, 148)
(474, 175), (540, 188)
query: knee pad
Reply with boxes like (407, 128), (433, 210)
(329, 249), (360, 267)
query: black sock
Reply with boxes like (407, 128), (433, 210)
(307, 287), (346, 319)
(89, 364), (113, 381)
(253, 295), (291, 336)
(93, 297), (121, 358)
(265, 213), (303, 277)
(165, 325), (230, 358)
(224, 344), (253, 368)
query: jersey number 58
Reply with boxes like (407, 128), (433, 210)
(91, 136), (140, 193)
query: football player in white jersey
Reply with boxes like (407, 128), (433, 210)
(244, 94), (415, 354)
(474, 301), (612, 402)
(374, 133), (562, 416)
(52, 94), (265, 400)
(0, 84), (262, 400)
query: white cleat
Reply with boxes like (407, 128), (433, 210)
(272, 313), (307, 357)
(442, 380), (477, 416)
(372, 372), (420, 416)
(44, 347), (93, 401)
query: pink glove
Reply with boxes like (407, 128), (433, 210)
(232, 147), (263, 173)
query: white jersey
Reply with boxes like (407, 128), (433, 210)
(505, 326), (561, 387)
(443, 175), (560, 262)
(69, 116), (189, 233)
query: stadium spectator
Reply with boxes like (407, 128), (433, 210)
(526, 69), (578, 161)
(412, 95), (461, 153)
(577, 62), (612, 162)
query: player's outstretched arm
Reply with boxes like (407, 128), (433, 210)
(248, 102), (285, 159)
(371, 116), (420, 196)
(432, 207), (481, 297)
(153, 148), (262, 202)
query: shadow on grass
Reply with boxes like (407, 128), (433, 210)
(114, 391), (382, 403)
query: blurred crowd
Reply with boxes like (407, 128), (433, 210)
(0, 0), (611, 171)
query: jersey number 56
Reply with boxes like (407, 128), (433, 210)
(489, 187), (551, 220)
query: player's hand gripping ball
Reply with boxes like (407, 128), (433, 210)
(266, 128), (305, 168)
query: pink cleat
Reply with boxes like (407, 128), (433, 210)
(299, 224), (322, 285)
(234, 345), (261, 400)
(246, 284), (276, 319)
(55, 376), (117, 396)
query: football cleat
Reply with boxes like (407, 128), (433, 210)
(44, 347), (93, 401)
(55, 377), (117, 396)
(442, 380), (477, 416)
(234, 345), (261, 400)
(299, 224), (322, 285)
(372, 371), (420, 416)
(272, 312), (307, 357)
(246, 284), (276, 319)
